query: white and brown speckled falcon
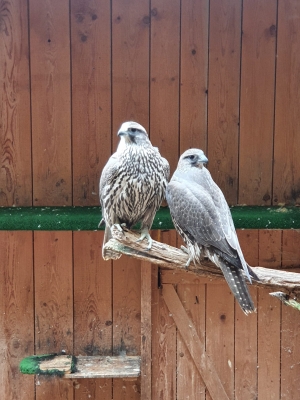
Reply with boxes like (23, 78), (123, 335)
(99, 121), (170, 260)
(166, 148), (258, 314)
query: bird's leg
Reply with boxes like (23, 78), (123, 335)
(136, 227), (153, 250)
(180, 245), (192, 268)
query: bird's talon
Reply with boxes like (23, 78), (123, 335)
(136, 230), (153, 251)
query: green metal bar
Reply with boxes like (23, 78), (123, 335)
(0, 206), (299, 231)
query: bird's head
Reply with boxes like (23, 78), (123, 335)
(117, 121), (150, 148)
(178, 149), (208, 170)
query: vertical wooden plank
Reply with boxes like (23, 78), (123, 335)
(206, 283), (234, 400)
(281, 229), (300, 398)
(180, 0), (208, 153)
(111, 1), (149, 397)
(0, 0), (32, 206)
(259, 230), (282, 269)
(150, 0), (180, 174)
(112, 0), (150, 139)
(141, 261), (152, 400)
(282, 230), (300, 269)
(235, 229), (258, 400)
(0, 231), (34, 400)
(0, 0), (31, 205)
(151, 231), (176, 400)
(236, 229), (259, 266)
(257, 236), (281, 400)
(34, 231), (73, 400)
(30, 0), (72, 206)
(73, 231), (112, 400)
(208, 0), (242, 204)
(273, 0), (300, 205)
(257, 289), (280, 399)
(235, 287), (258, 400)
(112, 256), (141, 399)
(176, 284), (206, 400)
(239, 0), (277, 205)
(281, 306), (300, 399)
(71, 0), (111, 206)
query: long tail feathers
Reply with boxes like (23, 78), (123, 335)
(211, 255), (256, 315)
(102, 226), (122, 260)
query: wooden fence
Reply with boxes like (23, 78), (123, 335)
(1, 0), (300, 399)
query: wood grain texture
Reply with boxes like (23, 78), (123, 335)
(206, 283), (234, 400)
(111, 0), (150, 142)
(282, 230), (300, 269)
(141, 261), (152, 400)
(30, 0), (72, 206)
(234, 287), (258, 400)
(34, 231), (73, 400)
(273, 0), (300, 205)
(207, 0), (242, 205)
(280, 304), (300, 399)
(239, 0), (277, 205)
(150, 0), (180, 174)
(257, 243), (281, 400)
(257, 288), (280, 400)
(151, 231), (176, 400)
(259, 230), (282, 269)
(176, 284), (206, 400)
(235, 229), (258, 399)
(236, 229), (259, 267)
(73, 231), (112, 400)
(180, 0), (208, 153)
(111, 1), (150, 396)
(71, 0), (111, 206)
(112, 256), (141, 399)
(0, 231), (34, 400)
(0, 0), (32, 206)
(163, 284), (229, 400)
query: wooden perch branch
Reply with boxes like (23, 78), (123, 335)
(105, 226), (300, 302)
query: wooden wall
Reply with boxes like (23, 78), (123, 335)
(1, 0), (300, 399)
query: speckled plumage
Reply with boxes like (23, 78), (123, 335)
(166, 149), (258, 314)
(100, 121), (170, 260)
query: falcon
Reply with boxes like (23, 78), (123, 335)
(166, 148), (258, 314)
(99, 121), (170, 260)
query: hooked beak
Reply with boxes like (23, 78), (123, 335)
(199, 154), (208, 164)
(117, 130), (128, 137)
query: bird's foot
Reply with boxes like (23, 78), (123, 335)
(136, 228), (153, 250)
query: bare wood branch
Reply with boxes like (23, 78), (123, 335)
(105, 226), (300, 301)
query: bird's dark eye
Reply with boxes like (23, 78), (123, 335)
(128, 128), (137, 133)
(184, 154), (196, 161)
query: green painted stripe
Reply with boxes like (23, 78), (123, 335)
(0, 206), (299, 231)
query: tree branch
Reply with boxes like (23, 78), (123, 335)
(105, 226), (300, 302)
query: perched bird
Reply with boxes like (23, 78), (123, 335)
(99, 121), (170, 260)
(166, 148), (258, 314)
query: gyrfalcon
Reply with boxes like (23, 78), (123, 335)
(166, 148), (258, 314)
(99, 121), (170, 260)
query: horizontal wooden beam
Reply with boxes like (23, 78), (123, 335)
(0, 205), (300, 230)
(20, 354), (141, 379)
(104, 226), (300, 302)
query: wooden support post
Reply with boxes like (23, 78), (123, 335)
(162, 284), (230, 400)
(141, 261), (152, 400)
